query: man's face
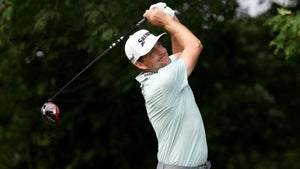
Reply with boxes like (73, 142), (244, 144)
(135, 41), (171, 72)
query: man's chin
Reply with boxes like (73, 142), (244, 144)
(161, 56), (171, 63)
(160, 60), (171, 68)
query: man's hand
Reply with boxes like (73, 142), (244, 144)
(143, 8), (173, 28)
(149, 2), (175, 18)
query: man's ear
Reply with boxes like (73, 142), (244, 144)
(134, 61), (147, 70)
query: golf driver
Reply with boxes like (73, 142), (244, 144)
(41, 102), (60, 126)
(41, 18), (147, 125)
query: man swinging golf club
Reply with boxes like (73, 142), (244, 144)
(125, 2), (211, 169)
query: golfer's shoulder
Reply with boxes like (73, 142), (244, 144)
(159, 55), (185, 74)
(155, 60), (185, 85)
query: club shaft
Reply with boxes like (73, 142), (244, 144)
(47, 18), (147, 102)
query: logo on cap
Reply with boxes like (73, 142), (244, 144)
(138, 32), (151, 47)
(129, 55), (135, 63)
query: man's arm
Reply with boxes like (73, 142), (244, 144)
(170, 16), (182, 54)
(144, 8), (203, 76)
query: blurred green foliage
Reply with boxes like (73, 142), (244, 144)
(265, 8), (300, 60)
(0, 0), (299, 169)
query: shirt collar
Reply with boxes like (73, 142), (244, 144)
(135, 71), (157, 83)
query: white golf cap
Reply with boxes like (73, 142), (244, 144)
(125, 29), (166, 64)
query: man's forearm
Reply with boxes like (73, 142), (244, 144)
(164, 17), (201, 56)
(170, 16), (183, 54)
(164, 16), (202, 75)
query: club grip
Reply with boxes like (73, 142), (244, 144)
(136, 18), (147, 27)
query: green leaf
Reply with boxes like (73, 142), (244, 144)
(277, 8), (292, 16)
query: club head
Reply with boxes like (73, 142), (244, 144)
(41, 102), (60, 126)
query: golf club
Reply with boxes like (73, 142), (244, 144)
(41, 18), (147, 125)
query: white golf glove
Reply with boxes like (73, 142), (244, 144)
(149, 2), (175, 18)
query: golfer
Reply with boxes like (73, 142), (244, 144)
(125, 3), (211, 169)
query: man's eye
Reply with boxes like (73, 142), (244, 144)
(149, 48), (154, 55)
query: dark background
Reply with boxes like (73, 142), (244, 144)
(0, 0), (299, 169)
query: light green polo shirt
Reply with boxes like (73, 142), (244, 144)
(136, 55), (208, 167)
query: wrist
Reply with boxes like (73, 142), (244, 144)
(163, 17), (177, 31)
